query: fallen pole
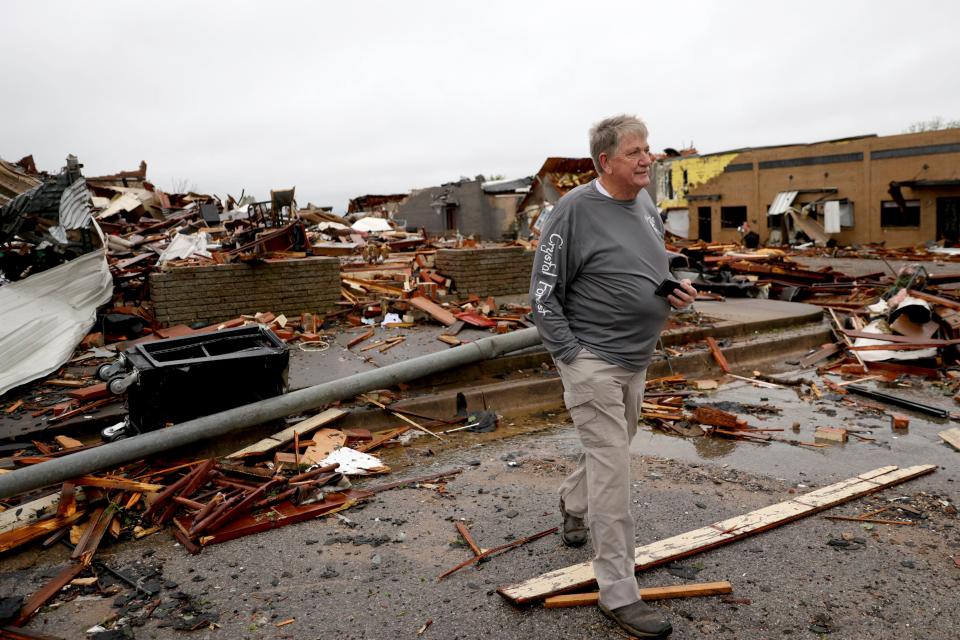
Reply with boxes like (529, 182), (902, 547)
(845, 384), (951, 418)
(0, 327), (542, 499)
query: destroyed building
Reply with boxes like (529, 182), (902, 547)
(516, 157), (599, 237)
(655, 129), (960, 247)
(395, 175), (530, 240)
(346, 193), (409, 220)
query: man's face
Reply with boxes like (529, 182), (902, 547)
(601, 133), (653, 192)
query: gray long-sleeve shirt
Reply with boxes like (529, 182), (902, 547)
(529, 180), (670, 371)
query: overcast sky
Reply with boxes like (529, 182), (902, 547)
(2, 1), (958, 211)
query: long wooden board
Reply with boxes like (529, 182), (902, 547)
(544, 581), (733, 608)
(226, 408), (346, 458)
(940, 427), (960, 451)
(409, 296), (457, 326)
(498, 464), (936, 604)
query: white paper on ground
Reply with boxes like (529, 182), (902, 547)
(318, 447), (390, 475)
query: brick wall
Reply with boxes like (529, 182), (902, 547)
(150, 257), (340, 327)
(435, 247), (534, 297)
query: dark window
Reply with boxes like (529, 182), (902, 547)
(881, 200), (920, 228)
(720, 206), (748, 229)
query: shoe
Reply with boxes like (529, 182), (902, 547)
(559, 498), (588, 548)
(599, 600), (672, 638)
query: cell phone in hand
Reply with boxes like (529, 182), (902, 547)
(654, 278), (684, 298)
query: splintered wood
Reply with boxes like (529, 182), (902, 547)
(497, 465), (936, 604)
(706, 337), (732, 374)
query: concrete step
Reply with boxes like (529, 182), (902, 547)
(338, 320), (833, 430)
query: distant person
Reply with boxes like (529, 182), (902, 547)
(530, 114), (695, 639)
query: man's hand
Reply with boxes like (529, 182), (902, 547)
(667, 279), (697, 309)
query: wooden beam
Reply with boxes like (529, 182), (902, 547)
(543, 581), (733, 608)
(497, 464), (936, 604)
(15, 561), (88, 626)
(409, 296), (457, 326)
(226, 408), (347, 458)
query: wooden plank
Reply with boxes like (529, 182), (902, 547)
(442, 320), (466, 336)
(354, 426), (411, 453)
(799, 343), (840, 367)
(226, 408), (347, 458)
(54, 435), (83, 450)
(543, 581), (733, 608)
(705, 337), (731, 374)
(72, 475), (163, 492)
(0, 511), (86, 553)
(409, 296), (457, 326)
(497, 464), (936, 604)
(939, 427), (960, 451)
(15, 561), (88, 626)
(346, 328), (374, 349)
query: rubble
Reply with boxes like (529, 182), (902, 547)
(4, 151), (960, 637)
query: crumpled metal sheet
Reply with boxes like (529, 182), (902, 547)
(0, 245), (113, 396)
(58, 178), (93, 230)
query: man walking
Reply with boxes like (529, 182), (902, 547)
(530, 114), (696, 638)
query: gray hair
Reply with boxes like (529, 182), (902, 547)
(589, 114), (649, 173)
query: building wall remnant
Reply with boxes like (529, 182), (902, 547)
(398, 179), (520, 240)
(658, 129), (960, 247)
(435, 247), (534, 297)
(150, 257), (340, 327)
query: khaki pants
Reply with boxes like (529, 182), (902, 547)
(556, 350), (646, 609)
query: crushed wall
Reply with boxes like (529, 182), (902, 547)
(436, 247), (534, 297)
(150, 257), (340, 327)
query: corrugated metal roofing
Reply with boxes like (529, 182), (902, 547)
(768, 191), (798, 216)
(58, 178), (93, 229)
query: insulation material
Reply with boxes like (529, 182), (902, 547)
(317, 447), (390, 475)
(0, 247), (113, 395)
(158, 232), (210, 263)
(852, 318), (937, 362)
(351, 217), (393, 233)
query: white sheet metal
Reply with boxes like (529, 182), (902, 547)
(768, 191), (798, 216)
(0, 246), (113, 396)
(823, 200), (841, 234)
(664, 209), (690, 238)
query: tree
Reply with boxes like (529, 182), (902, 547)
(168, 178), (198, 194)
(905, 116), (960, 133)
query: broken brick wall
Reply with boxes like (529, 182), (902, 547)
(150, 257), (340, 327)
(436, 247), (534, 297)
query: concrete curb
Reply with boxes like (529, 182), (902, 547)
(338, 322), (833, 429)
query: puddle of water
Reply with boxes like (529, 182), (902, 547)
(373, 378), (960, 486)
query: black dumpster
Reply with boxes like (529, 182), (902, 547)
(99, 325), (288, 440)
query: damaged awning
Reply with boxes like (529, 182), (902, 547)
(767, 191), (798, 216)
(0, 236), (112, 395)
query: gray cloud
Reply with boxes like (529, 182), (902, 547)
(2, 0), (958, 210)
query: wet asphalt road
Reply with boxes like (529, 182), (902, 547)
(3, 366), (958, 640)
